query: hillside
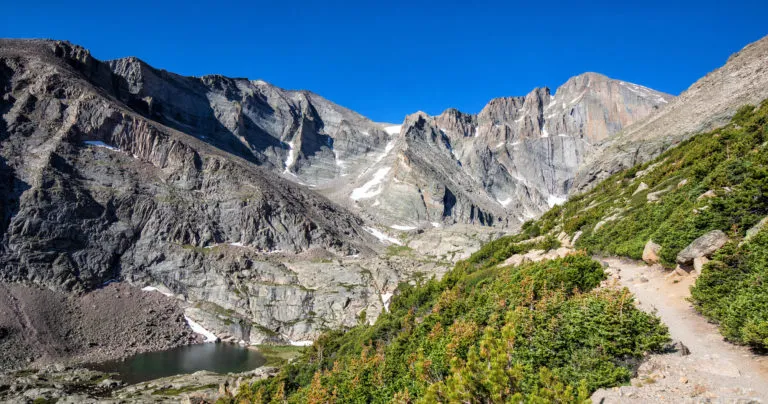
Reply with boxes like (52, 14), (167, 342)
(222, 100), (768, 402)
(539, 100), (768, 350)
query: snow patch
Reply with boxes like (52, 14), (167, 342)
(431, 222), (441, 228)
(184, 315), (219, 343)
(229, 242), (245, 247)
(547, 195), (567, 207)
(381, 292), (394, 312)
(141, 286), (175, 297)
(541, 128), (550, 138)
(497, 197), (513, 207)
(351, 167), (390, 200)
(84, 141), (120, 152)
(384, 125), (402, 135)
(390, 225), (417, 231)
(284, 140), (297, 171)
(364, 227), (402, 245)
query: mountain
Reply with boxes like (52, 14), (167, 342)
(337, 73), (671, 228)
(572, 35), (768, 193)
(0, 39), (394, 347)
(98, 53), (672, 228)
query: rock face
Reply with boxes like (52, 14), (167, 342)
(573, 34), (768, 193)
(0, 39), (405, 344)
(676, 230), (729, 265)
(340, 73), (671, 227)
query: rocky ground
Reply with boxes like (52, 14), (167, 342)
(0, 364), (277, 403)
(592, 257), (768, 403)
(0, 282), (199, 371)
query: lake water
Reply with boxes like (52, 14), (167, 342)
(88, 343), (266, 384)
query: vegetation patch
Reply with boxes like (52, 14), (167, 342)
(256, 345), (306, 367)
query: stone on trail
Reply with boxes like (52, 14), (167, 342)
(642, 240), (662, 264)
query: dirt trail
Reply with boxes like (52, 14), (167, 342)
(592, 257), (768, 403)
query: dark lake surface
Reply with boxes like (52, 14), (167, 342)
(88, 343), (266, 384)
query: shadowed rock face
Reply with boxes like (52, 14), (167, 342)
(572, 35), (768, 194)
(0, 39), (393, 342)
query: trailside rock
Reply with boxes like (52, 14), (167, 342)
(676, 230), (728, 265)
(693, 256), (710, 274)
(642, 240), (662, 264)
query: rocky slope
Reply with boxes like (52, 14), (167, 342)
(573, 34), (768, 193)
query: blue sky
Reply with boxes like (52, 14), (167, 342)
(2, 0), (767, 123)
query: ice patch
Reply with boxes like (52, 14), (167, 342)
(184, 315), (218, 342)
(381, 292), (394, 312)
(284, 139), (297, 171)
(390, 225), (417, 231)
(141, 286), (175, 297)
(364, 227), (402, 245)
(84, 141), (120, 151)
(351, 167), (390, 200)
(547, 195), (567, 207)
(384, 125), (401, 135)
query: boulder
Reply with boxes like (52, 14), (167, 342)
(676, 230), (728, 265)
(693, 256), (710, 274)
(633, 182), (649, 196)
(642, 240), (662, 264)
(697, 190), (717, 200)
(677, 178), (689, 188)
(745, 217), (768, 242)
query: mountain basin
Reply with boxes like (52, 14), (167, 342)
(87, 343), (266, 384)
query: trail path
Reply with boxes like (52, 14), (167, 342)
(592, 257), (768, 403)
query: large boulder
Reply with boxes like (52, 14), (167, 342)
(676, 230), (728, 265)
(642, 240), (662, 264)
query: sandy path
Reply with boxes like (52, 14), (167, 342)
(592, 257), (768, 403)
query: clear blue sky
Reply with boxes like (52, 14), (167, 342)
(2, 0), (767, 123)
